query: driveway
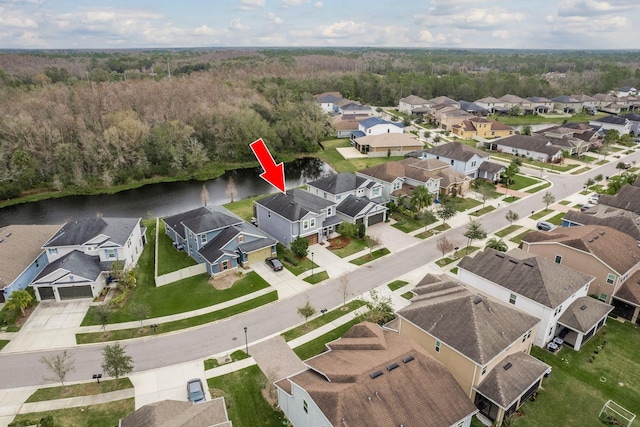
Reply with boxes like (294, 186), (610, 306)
(250, 262), (312, 299)
(368, 222), (421, 253)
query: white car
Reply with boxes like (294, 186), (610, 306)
(588, 195), (599, 204)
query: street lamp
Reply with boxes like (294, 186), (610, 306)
(311, 252), (315, 277)
(243, 326), (249, 356)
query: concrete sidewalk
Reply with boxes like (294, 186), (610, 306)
(17, 388), (135, 414)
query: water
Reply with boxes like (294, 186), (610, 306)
(0, 157), (333, 226)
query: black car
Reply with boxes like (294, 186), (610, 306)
(265, 257), (283, 271)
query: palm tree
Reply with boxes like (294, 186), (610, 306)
(485, 237), (508, 252)
(410, 185), (433, 212)
(6, 289), (33, 317)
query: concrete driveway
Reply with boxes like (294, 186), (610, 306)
(368, 222), (421, 253)
(250, 262), (312, 299)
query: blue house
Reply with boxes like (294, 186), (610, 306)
(0, 224), (61, 303)
(162, 207), (277, 277)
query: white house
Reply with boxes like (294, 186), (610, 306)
(457, 249), (611, 350)
(589, 115), (632, 136)
(398, 95), (429, 114)
(356, 117), (403, 136)
(474, 97), (506, 114)
(423, 141), (492, 178)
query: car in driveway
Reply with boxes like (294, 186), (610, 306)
(536, 221), (555, 231)
(265, 257), (283, 271)
(588, 194), (599, 204)
(187, 378), (205, 403)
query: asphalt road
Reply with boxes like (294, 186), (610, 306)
(0, 153), (636, 389)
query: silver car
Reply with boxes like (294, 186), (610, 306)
(187, 378), (206, 403)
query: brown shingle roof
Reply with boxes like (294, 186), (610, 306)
(494, 134), (564, 157)
(425, 141), (489, 162)
(457, 249), (594, 308)
(398, 276), (539, 365)
(400, 95), (428, 105)
(358, 160), (439, 184)
(558, 297), (613, 333)
(562, 210), (640, 241)
(475, 352), (550, 409)
(614, 270), (640, 306)
(522, 225), (640, 275)
(280, 322), (477, 427)
(120, 398), (232, 427)
(599, 184), (640, 213)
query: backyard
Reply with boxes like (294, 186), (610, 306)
(314, 138), (404, 173)
(156, 221), (197, 275)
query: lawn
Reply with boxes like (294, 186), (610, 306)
(495, 225), (522, 238)
(513, 321), (640, 427)
(525, 182), (552, 193)
(156, 222), (197, 275)
(391, 211), (436, 233)
(293, 318), (362, 360)
(415, 230), (434, 239)
(82, 271), (271, 325)
(487, 112), (607, 125)
(349, 248), (390, 265)
(452, 197), (482, 212)
(276, 245), (317, 276)
(401, 292), (413, 300)
(314, 139), (404, 173)
(10, 398), (134, 427)
(207, 365), (289, 427)
(559, 200), (571, 205)
(328, 237), (368, 258)
(503, 196), (520, 203)
(510, 175), (540, 191)
(433, 223), (451, 232)
(224, 194), (271, 221)
(530, 209), (553, 220)
(387, 280), (409, 291)
(510, 230), (532, 244)
(435, 246), (480, 266)
(304, 271), (329, 284)
(490, 152), (579, 172)
(282, 300), (366, 342)
(571, 167), (592, 175)
(0, 340), (8, 350)
(26, 379), (133, 402)
(547, 212), (567, 225)
(76, 291), (278, 344)
(469, 205), (496, 217)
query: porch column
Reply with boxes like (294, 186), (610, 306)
(631, 306), (640, 324)
(574, 332), (584, 351)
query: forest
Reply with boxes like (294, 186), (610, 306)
(0, 48), (639, 200)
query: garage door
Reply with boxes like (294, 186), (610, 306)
(246, 247), (274, 265)
(367, 213), (384, 225)
(305, 233), (318, 245)
(38, 286), (55, 300)
(58, 285), (93, 300)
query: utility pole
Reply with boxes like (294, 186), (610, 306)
(167, 57), (171, 79)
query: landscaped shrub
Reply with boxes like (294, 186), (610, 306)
(110, 289), (129, 307)
(338, 223), (358, 238)
(357, 223), (366, 239)
(290, 236), (309, 258)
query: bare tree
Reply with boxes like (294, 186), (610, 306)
(436, 235), (455, 258)
(226, 176), (238, 203)
(338, 275), (350, 309)
(542, 191), (556, 210)
(366, 234), (381, 256)
(200, 184), (210, 206)
(40, 350), (75, 386)
(95, 305), (112, 332)
(129, 302), (151, 329)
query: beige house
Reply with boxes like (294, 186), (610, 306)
(352, 133), (423, 157)
(396, 274), (547, 426)
(276, 322), (478, 427)
(432, 105), (472, 130)
(451, 117), (515, 139)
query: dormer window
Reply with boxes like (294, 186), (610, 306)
(237, 235), (245, 243)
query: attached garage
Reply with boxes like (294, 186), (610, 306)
(37, 286), (55, 301)
(245, 247), (275, 265)
(58, 285), (94, 300)
(367, 213), (385, 226)
(305, 233), (319, 245)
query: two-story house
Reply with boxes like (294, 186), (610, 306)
(525, 97), (553, 114)
(0, 224), (61, 303)
(276, 322), (478, 427)
(314, 92), (343, 114)
(396, 274), (547, 427)
(458, 249), (611, 351)
(255, 189), (340, 247)
(356, 160), (441, 202)
(589, 115), (632, 136)
(474, 97), (506, 115)
(550, 95), (582, 113)
(351, 117), (403, 140)
(451, 118), (515, 140)
(398, 94), (429, 114)
(423, 141), (504, 179)
(32, 217), (145, 302)
(305, 173), (388, 227)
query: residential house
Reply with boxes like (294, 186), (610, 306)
(275, 322), (478, 427)
(571, 94), (599, 113)
(614, 86), (638, 97)
(398, 94), (429, 114)
(550, 95), (582, 113)
(331, 115), (362, 138)
(484, 134), (564, 163)
(0, 224), (62, 302)
(474, 97), (506, 114)
(306, 173), (387, 227)
(162, 207), (277, 277)
(536, 122), (600, 156)
(353, 117), (403, 138)
(596, 182), (640, 215)
(119, 398), (232, 427)
(611, 269), (640, 324)
(255, 188), (340, 247)
(589, 115), (632, 136)
(426, 96), (459, 109)
(458, 248), (611, 350)
(451, 118), (515, 139)
(525, 97), (553, 114)
(499, 94), (528, 113)
(357, 160), (441, 201)
(33, 217), (145, 302)
(401, 157), (472, 197)
(593, 93), (628, 114)
(315, 92), (343, 114)
(621, 112), (640, 136)
(432, 105), (472, 130)
(521, 225), (640, 305)
(338, 102), (372, 118)
(422, 141), (498, 179)
(351, 133), (423, 157)
(458, 100), (489, 116)
(397, 274), (547, 426)
(561, 209), (640, 241)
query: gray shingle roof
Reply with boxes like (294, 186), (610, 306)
(360, 117), (404, 130)
(592, 115), (628, 125)
(43, 217), (140, 247)
(425, 141), (489, 162)
(558, 297), (613, 334)
(397, 276), (539, 365)
(198, 226), (240, 263)
(256, 188), (334, 221)
(457, 248), (594, 308)
(337, 195), (386, 219)
(182, 211), (242, 235)
(307, 173), (368, 194)
(163, 207), (211, 238)
(478, 161), (505, 174)
(35, 250), (103, 282)
(475, 352), (550, 409)
(494, 134), (565, 157)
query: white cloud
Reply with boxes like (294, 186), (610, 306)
(419, 30), (446, 44)
(558, 0), (638, 17)
(229, 18), (247, 30)
(238, 0), (265, 11)
(321, 20), (366, 38)
(283, 0), (310, 6)
(492, 30), (509, 39)
(314, 1), (323, 8)
(267, 12), (283, 24)
(0, 7), (38, 28)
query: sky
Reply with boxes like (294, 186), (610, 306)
(1, 0), (639, 50)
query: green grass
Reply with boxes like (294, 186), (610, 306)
(204, 350), (249, 370)
(207, 365), (289, 427)
(156, 222), (197, 275)
(581, 155), (598, 163)
(82, 271), (270, 325)
(559, 200), (571, 205)
(10, 398), (134, 427)
(282, 300), (366, 342)
(391, 211), (436, 233)
(415, 230), (434, 239)
(547, 212), (567, 225)
(329, 238), (368, 258)
(0, 340), (9, 350)
(525, 182), (552, 193)
(571, 167), (592, 175)
(488, 112), (607, 125)
(434, 223), (451, 232)
(495, 224), (522, 238)
(76, 291), (278, 344)
(224, 194), (271, 221)
(510, 230), (532, 244)
(387, 280), (409, 291)
(510, 175), (540, 191)
(490, 152), (579, 172)
(435, 246), (480, 266)
(314, 139), (405, 173)
(304, 271), (329, 284)
(453, 197), (482, 212)
(530, 209), (553, 220)
(450, 267), (458, 274)
(503, 195), (520, 203)
(513, 321), (640, 427)
(293, 318), (362, 360)
(26, 378), (133, 403)
(349, 248), (390, 265)
(469, 205), (496, 216)
(401, 292), (414, 300)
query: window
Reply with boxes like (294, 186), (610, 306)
(373, 187), (380, 196)
(303, 400), (308, 414)
(105, 249), (116, 259)
(336, 195), (342, 201)
(450, 159), (454, 165)
(548, 326), (554, 336)
(435, 340), (441, 353)
(35, 259), (40, 268)
(527, 330), (532, 339)
(221, 261), (230, 271)
(471, 161), (476, 167)
(481, 366), (487, 375)
(606, 274), (616, 285)
(303, 220), (309, 230)
(237, 235), (245, 243)
(201, 234), (208, 245)
(323, 192), (327, 199)
(599, 293), (608, 301)
(48, 248), (58, 255)
(509, 293), (517, 304)
(327, 207), (333, 216)
(310, 218), (316, 228)
(554, 255), (562, 264)
(554, 305), (563, 316)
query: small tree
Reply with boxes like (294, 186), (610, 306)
(290, 236), (309, 258)
(463, 219), (487, 254)
(522, 125), (532, 136)
(338, 275), (350, 308)
(616, 162), (629, 174)
(102, 342), (134, 386)
(95, 305), (112, 332)
(584, 178), (595, 188)
(594, 173), (604, 182)
(542, 191), (556, 210)
(129, 302), (151, 329)
(485, 237), (508, 252)
(475, 181), (495, 208)
(505, 210), (519, 225)
(40, 350), (75, 386)
(200, 184), (210, 206)
(436, 198), (456, 224)
(365, 234), (381, 256)
(6, 289), (33, 317)
(357, 222), (366, 239)
(297, 300), (316, 328)
(502, 162), (520, 197)
(338, 222), (358, 239)
(360, 289), (394, 325)
(436, 235), (455, 258)
(226, 176), (238, 203)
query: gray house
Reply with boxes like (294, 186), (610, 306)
(422, 141), (503, 179)
(255, 188), (341, 246)
(485, 134), (564, 163)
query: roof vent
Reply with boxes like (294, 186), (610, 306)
(599, 230), (605, 235)
(503, 362), (513, 371)
(473, 295), (482, 304)
(0, 239), (4, 244)
(588, 239), (594, 243)
(370, 370), (383, 379)
(387, 362), (399, 372)
(593, 235), (599, 240)
(509, 259), (518, 264)
(524, 262), (534, 267)
(580, 304), (587, 310)
(402, 355), (415, 364)
(5, 233), (11, 237)
(496, 253), (505, 258)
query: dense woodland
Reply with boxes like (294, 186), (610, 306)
(1, 48), (639, 199)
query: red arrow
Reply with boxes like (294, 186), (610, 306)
(249, 138), (285, 193)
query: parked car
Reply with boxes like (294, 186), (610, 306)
(536, 221), (555, 231)
(265, 257), (283, 271)
(580, 204), (594, 212)
(187, 378), (205, 403)
(588, 194), (599, 204)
